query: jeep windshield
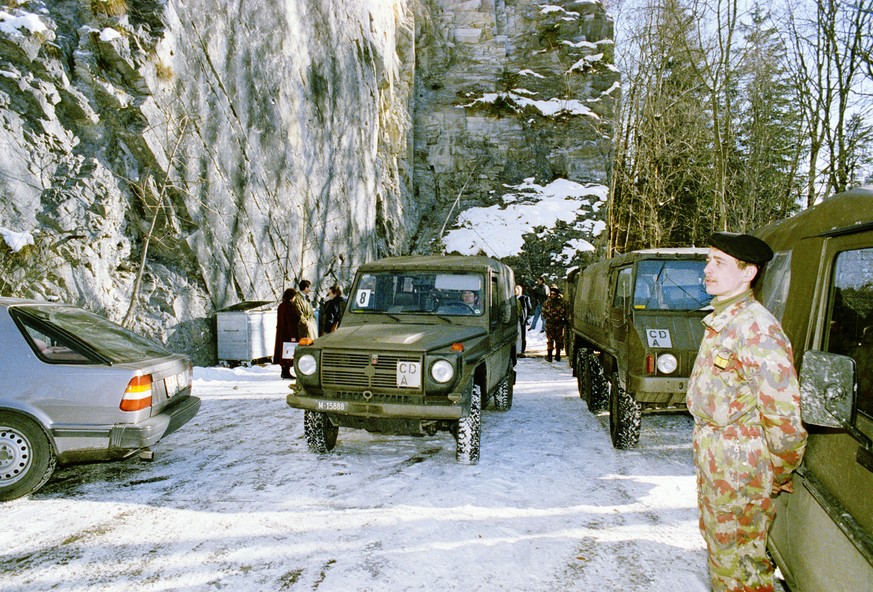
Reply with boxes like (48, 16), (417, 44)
(633, 259), (712, 311)
(349, 271), (485, 317)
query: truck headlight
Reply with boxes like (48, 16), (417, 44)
(298, 354), (318, 376)
(430, 359), (455, 383)
(656, 353), (678, 374)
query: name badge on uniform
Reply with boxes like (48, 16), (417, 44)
(713, 353), (730, 370)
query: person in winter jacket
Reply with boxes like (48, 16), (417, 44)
(541, 284), (567, 362)
(272, 288), (299, 379)
(528, 276), (549, 331)
(321, 284), (346, 334)
(687, 232), (807, 592)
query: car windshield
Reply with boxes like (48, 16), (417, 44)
(349, 271), (485, 316)
(13, 305), (170, 364)
(633, 259), (712, 311)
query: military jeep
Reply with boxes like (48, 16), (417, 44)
(568, 248), (711, 449)
(754, 187), (873, 591)
(286, 255), (517, 464)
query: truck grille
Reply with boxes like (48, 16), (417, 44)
(321, 351), (423, 393)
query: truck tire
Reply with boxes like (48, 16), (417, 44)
(578, 349), (608, 413)
(567, 335), (575, 374)
(576, 348), (588, 400)
(493, 372), (513, 411)
(0, 412), (57, 501)
(456, 384), (482, 464)
(608, 372), (642, 449)
(304, 410), (339, 453)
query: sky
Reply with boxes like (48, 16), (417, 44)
(0, 331), (715, 592)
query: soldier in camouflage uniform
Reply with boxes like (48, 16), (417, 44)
(541, 284), (567, 362)
(687, 232), (807, 592)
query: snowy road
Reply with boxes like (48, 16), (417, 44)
(0, 335), (710, 591)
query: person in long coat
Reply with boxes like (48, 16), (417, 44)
(515, 284), (532, 355)
(292, 279), (319, 339)
(272, 288), (299, 379)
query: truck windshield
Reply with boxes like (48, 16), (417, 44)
(349, 271), (485, 316)
(633, 259), (711, 311)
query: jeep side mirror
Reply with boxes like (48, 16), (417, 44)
(799, 350), (856, 428)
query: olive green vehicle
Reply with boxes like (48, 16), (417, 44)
(287, 255), (518, 464)
(755, 187), (873, 591)
(568, 248), (712, 449)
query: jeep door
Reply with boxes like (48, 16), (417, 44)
(484, 267), (515, 396)
(769, 230), (873, 592)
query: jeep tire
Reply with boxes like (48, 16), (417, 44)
(493, 371), (513, 412)
(456, 384), (482, 464)
(608, 371), (642, 449)
(304, 410), (339, 453)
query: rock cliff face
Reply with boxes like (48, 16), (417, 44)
(412, 0), (618, 254)
(0, 0), (616, 363)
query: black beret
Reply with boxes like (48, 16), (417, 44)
(709, 232), (773, 265)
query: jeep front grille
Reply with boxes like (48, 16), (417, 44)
(321, 351), (423, 393)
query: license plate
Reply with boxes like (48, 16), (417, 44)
(165, 374), (179, 397)
(316, 400), (348, 412)
(396, 361), (421, 388)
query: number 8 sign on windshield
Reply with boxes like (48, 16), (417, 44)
(356, 289), (373, 308)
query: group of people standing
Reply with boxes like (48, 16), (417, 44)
(515, 276), (568, 362)
(272, 280), (346, 379)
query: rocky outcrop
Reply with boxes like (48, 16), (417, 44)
(411, 0), (619, 256)
(0, 0), (616, 364)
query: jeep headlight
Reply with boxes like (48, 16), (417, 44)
(298, 354), (318, 376)
(430, 359), (455, 383)
(656, 353), (678, 374)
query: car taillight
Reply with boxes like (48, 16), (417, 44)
(120, 374), (153, 411)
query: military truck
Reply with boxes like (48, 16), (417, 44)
(754, 187), (873, 591)
(568, 248), (711, 449)
(287, 255), (518, 464)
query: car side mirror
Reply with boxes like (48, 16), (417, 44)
(799, 350), (856, 428)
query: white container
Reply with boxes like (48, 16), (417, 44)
(216, 301), (277, 365)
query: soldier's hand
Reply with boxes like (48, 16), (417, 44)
(771, 480), (795, 496)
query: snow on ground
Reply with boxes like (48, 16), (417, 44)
(0, 332), (710, 592)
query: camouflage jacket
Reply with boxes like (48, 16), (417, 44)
(687, 290), (807, 485)
(541, 295), (567, 325)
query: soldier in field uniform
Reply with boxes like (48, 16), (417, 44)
(687, 232), (807, 592)
(541, 284), (567, 362)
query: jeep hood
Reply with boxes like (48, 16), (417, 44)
(315, 323), (486, 352)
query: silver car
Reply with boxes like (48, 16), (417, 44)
(0, 297), (201, 500)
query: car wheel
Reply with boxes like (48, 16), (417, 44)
(456, 384), (482, 465)
(493, 373), (513, 412)
(608, 371), (641, 449)
(0, 412), (56, 501)
(303, 410), (339, 453)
